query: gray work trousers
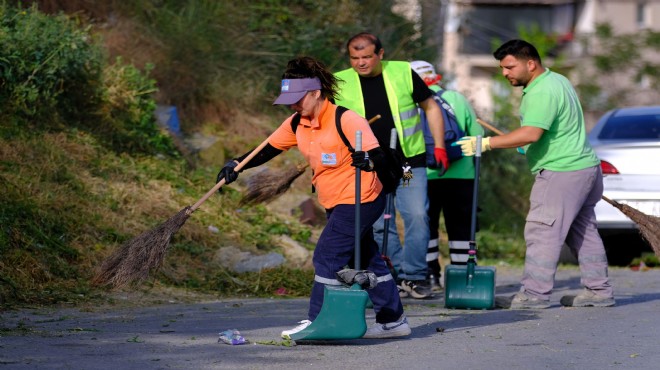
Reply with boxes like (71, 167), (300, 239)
(522, 165), (613, 300)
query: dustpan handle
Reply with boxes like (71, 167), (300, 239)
(470, 136), (482, 240)
(355, 130), (362, 270)
(467, 136), (482, 275)
(381, 128), (398, 257)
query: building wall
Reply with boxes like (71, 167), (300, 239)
(442, 0), (660, 127)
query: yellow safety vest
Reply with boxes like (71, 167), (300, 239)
(334, 61), (425, 158)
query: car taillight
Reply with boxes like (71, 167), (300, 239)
(600, 160), (620, 175)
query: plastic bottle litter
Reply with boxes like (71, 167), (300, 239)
(218, 329), (248, 345)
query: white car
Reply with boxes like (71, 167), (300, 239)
(589, 105), (660, 231)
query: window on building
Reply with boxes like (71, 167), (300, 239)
(637, 2), (648, 29)
(459, 3), (576, 55)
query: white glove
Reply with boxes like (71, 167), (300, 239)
(453, 136), (491, 157)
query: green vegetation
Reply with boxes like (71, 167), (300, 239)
(631, 252), (660, 268)
(0, 3), (317, 308)
(105, 0), (424, 126)
(575, 23), (660, 112)
(1, 5), (102, 122)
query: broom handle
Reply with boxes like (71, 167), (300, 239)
(190, 137), (272, 212)
(369, 114), (381, 124)
(601, 196), (618, 207)
(476, 118), (506, 136)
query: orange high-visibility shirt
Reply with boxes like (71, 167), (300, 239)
(268, 99), (382, 209)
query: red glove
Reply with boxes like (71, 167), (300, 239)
(434, 147), (449, 173)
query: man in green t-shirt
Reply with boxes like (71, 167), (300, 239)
(455, 39), (615, 309)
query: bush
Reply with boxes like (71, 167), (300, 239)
(98, 58), (177, 156)
(0, 4), (176, 156)
(0, 4), (104, 123)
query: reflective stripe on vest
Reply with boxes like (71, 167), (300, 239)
(335, 61), (425, 158)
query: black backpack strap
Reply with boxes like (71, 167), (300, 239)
(334, 105), (354, 152)
(290, 113), (301, 133)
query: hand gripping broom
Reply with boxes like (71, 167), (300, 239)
(476, 118), (660, 258)
(93, 137), (272, 289)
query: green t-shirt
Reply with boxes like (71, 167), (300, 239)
(427, 86), (484, 180)
(520, 69), (599, 174)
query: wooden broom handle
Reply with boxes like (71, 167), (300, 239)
(368, 114), (381, 124)
(190, 136), (272, 212)
(476, 118), (506, 136)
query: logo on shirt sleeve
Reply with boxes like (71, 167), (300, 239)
(321, 152), (337, 166)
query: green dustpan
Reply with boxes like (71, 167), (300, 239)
(290, 130), (369, 340)
(289, 284), (368, 340)
(444, 256), (496, 309)
(444, 136), (496, 310)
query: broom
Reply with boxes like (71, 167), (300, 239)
(93, 137), (273, 289)
(240, 163), (309, 205)
(240, 114), (381, 205)
(476, 118), (660, 257)
(601, 196), (660, 258)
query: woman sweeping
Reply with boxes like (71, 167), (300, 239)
(216, 56), (409, 339)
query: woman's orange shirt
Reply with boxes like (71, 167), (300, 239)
(268, 99), (383, 209)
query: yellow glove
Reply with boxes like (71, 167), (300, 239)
(453, 136), (491, 157)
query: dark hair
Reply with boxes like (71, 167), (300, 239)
(282, 56), (340, 102)
(346, 32), (383, 54)
(493, 39), (542, 64)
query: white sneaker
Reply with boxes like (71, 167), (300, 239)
(362, 315), (411, 339)
(281, 320), (312, 339)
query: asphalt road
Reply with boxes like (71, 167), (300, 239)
(1, 265), (659, 370)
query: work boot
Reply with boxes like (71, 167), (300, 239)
(428, 274), (442, 293)
(399, 280), (433, 299)
(281, 320), (312, 339)
(362, 315), (411, 339)
(495, 291), (551, 309)
(560, 289), (615, 307)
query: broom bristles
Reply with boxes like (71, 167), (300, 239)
(240, 164), (308, 205)
(93, 206), (192, 289)
(603, 197), (660, 257)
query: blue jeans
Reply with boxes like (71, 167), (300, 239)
(373, 166), (430, 281)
